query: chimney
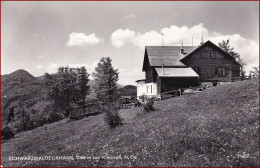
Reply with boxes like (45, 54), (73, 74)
(180, 42), (184, 55)
(162, 64), (164, 75)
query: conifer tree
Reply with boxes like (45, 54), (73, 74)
(92, 57), (119, 103)
(92, 57), (122, 128)
(218, 39), (246, 79)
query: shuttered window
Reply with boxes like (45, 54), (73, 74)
(217, 67), (226, 77)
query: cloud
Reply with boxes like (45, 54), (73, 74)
(125, 13), (136, 18)
(209, 34), (259, 72)
(36, 65), (44, 70)
(110, 29), (135, 47)
(110, 24), (209, 49)
(118, 67), (144, 85)
(111, 24), (259, 72)
(66, 32), (103, 47)
(46, 63), (59, 73)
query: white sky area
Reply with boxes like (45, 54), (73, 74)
(1, 1), (259, 85)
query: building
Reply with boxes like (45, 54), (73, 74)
(136, 40), (241, 100)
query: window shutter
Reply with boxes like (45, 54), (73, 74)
(215, 67), (218, 75)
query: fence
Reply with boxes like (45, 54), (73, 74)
(70, 102), (104, 119)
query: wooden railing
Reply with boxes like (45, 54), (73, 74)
(70, 102), (104, 119)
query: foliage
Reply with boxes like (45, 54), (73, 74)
(143, 98), (155, 112)
(16, 103), (31, 131)
(250, 66), (259, 77)
(92, 57), (119, 103)
(44, 66), (90, 117)
(218, 39), (246, 79)
(102, 103), (122, 128)
(77, 67), (90, 111)
(1, 126), (14, 140)
(92, 57), (121, 128)
(7, 107), (15, 123)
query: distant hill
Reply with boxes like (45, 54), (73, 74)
(116, 85), (137, 97)
(1, 79), (258, 167)
(36, 75), (45, 81)
(88, 79), (124, 89)
(1, 70), (48, 127)
(1, 69), (39, 84)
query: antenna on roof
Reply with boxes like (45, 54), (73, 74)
(161, 33), (164, 47)
(201, 30), (204, 44)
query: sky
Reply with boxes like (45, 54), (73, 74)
(1, 1), (259, 85)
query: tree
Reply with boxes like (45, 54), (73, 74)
(92, 57), (119, 103)
(218, 39), (246, 79)
(45, 66), (90, 117)
(7, 107), (15, 123)
(250, 66), (259, 77)
(75, 67), (90, 111)
(92, 57), (122, 128)
(18, 102), (30, 131)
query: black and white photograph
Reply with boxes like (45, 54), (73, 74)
(1, 1), (259, 167)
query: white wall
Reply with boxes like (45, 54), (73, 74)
(145, 82), (157, 96)
(136, 81), (146, 97)
(137, 81), (158, 100)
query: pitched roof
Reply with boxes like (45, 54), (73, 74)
(155, 67), (199, 77)
(145, 46), (196, 67)
(180, 40), (237, 61)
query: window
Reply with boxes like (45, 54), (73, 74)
(212, 51), (216, 58)
(209, 51), (213, 58)
(151, 85), (152, 93)
(147, 69), (152, 77)
(202, 51), (206, 58)
(198, 51), (216, 59)
(217, 68), (226, 77)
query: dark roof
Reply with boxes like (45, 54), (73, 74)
(180, 40), (237, 61)
(145, 46), (196, 67)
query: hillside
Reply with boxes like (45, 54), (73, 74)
(1, 69), (130, 129)
(1, 70), (49, 126)
(1, 79), (259, 167)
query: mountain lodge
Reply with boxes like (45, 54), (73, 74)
(136, 40), (241, 100)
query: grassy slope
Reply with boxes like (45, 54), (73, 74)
(1, 79), (259, 167)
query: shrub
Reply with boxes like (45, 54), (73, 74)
(102, 103), (122, 128)
(48, 111), (65, 123)
(143, 98), (155, 112)
(1, 126), (14, 140)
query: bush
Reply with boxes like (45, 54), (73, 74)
(1, 126), (14, 140)
(48, 111), (65, 123)
(143, 98), (155, 112)
(102, 103), (122, 128)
